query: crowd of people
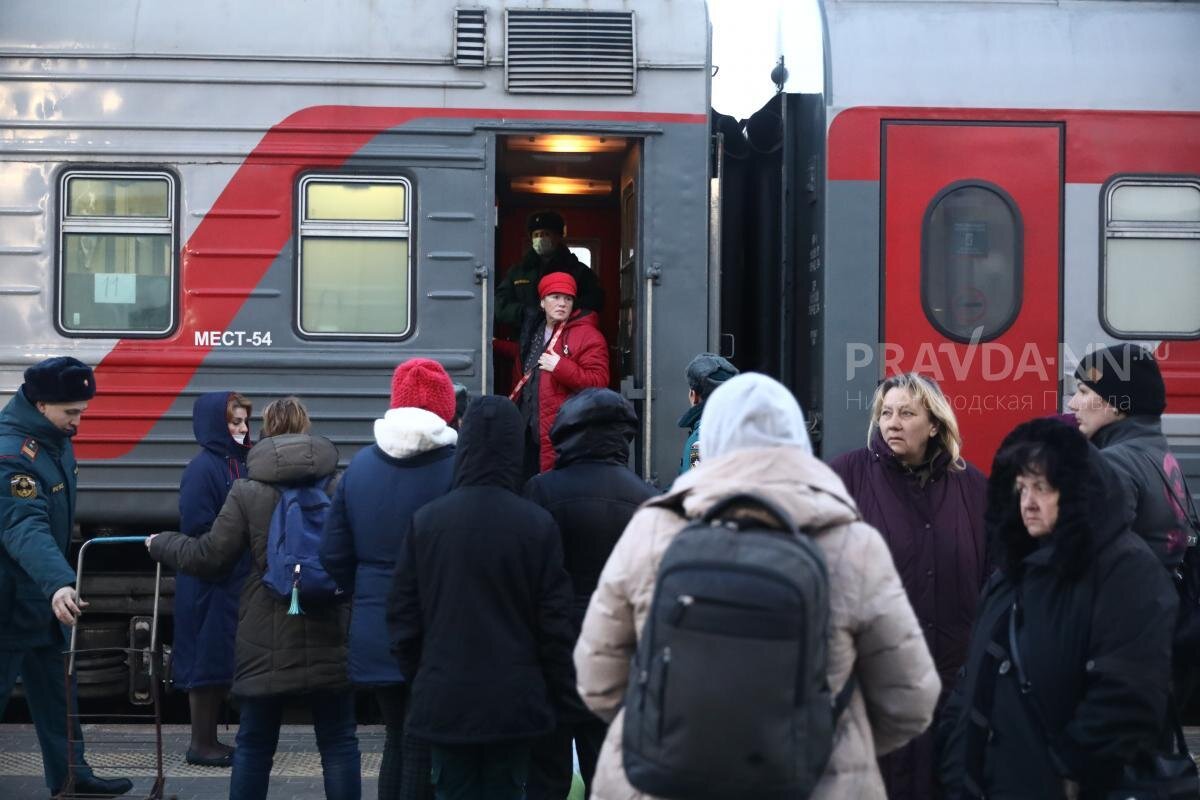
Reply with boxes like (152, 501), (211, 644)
(0, 219), (1194, 800)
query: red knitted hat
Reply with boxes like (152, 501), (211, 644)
(538, 271), (577, 299)
(389, 358), (456, 422)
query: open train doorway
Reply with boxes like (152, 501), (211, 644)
(492, 132), (642, 448)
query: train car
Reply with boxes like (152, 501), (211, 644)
(0, 0), (711, 701)
(817, 0), (1200, 472)
(715, 0), (1200, 479)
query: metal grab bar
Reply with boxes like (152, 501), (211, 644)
(476, 263), (490, 394)
(643, 263), (662, 480)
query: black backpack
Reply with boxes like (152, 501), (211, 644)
(622, 492), (855, 800)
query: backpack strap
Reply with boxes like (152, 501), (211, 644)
(1140, 453), (1200, 548)
(832, 673), (857, 721)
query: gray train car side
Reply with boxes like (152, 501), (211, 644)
(1, 0), (712, 698)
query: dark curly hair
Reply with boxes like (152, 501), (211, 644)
(986, 418), (1097, 579)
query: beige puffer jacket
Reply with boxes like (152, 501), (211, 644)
(574, 446), (941, 800)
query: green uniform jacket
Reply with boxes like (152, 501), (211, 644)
(0, 390), (78, 650)
(494, 247), (604, 327)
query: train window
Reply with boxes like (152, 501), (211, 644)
(297, 176), (412, 338)
(921, 181), (1022, 343)
(1102, 178), (1200, 337)
(58, 171), (176, 336)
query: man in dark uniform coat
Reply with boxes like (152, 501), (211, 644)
(495, 210), (604, 329)
(0, 357), (132, 797)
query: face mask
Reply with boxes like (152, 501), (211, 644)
(532, 236), (556, 257)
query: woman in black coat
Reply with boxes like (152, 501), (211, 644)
(938, 418), (1176, 799)
(387, 395), (576, 800)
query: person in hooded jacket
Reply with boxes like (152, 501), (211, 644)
(513, 271), (610, 476)
(575, 373), (941, 800)
(387, 396), (577, 800)
(937, 418), (1176, 799)
(320, 358), (458, 800)
(148, 397), (360, 800)
(829, 372), (987, 800)
(175, 390), (252, 767)
(523, 388), (658, 800)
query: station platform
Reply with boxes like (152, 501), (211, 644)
(2, 723), (1195, 799)
(0, 724), (383, 799)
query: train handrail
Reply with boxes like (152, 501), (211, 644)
(643, 262), (662, 481)
(476, 263), (490, 393)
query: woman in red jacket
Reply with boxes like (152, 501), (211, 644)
(512, 272), (609, 475)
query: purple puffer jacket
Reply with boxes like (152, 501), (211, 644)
(830, 429), (987, 800)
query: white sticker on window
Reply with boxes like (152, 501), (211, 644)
(94, 273), (136, 304)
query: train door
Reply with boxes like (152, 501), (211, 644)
(492, 133), (636, 408)
(883, 122), (1062, 468)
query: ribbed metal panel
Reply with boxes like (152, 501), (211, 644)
(454, 8), (486, 68)
(505, 9), (635, 95)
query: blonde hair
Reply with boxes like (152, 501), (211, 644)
(261, 396), (310, 438)
(867, 372), (966, 471)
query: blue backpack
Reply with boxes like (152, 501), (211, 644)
(262, 482), (339, 614)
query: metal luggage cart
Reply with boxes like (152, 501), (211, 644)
(55, 536), (172, 800)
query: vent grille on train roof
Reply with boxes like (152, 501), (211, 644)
(504, 9), (636, 95)
(454, 8), (487, 68)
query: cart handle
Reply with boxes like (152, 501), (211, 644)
(68, 536), (162, 677)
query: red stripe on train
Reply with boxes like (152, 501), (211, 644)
(828, 107), (1200, 182)
(78, 106), (706, 459)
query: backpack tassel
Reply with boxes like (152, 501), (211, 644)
(287, 564), (304, 616)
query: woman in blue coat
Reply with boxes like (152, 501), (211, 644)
(176, 391), (252, 766)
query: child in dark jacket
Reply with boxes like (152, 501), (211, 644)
(388, 396), (576, 800)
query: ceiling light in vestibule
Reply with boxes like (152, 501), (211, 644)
(507, 135), (627, 153)
(510, 176), (613, 196)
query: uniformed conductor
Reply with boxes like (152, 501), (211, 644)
(0, 357), (132, 797)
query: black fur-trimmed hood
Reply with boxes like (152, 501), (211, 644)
(986, 418), (1131, 578)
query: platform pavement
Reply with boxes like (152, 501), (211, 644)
(0, 723), (588, 799)
(9, 721), (1193, 798)
(0, 724), (382, 799)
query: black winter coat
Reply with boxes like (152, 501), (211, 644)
(523, 389), (658, 630)
(938, 419), (1176, 800)
(388, 396), (576, 744)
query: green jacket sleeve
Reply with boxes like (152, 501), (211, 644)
(0, 468), (75, 599)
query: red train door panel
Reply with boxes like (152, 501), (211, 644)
(883, 123), (1061, 471)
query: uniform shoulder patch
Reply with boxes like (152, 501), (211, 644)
(513, 278), (531, 286)
(20, 438), (37, 461)
(10, 474), (37, 499)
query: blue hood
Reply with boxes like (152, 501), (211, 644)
(192, 391), (250, 460)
